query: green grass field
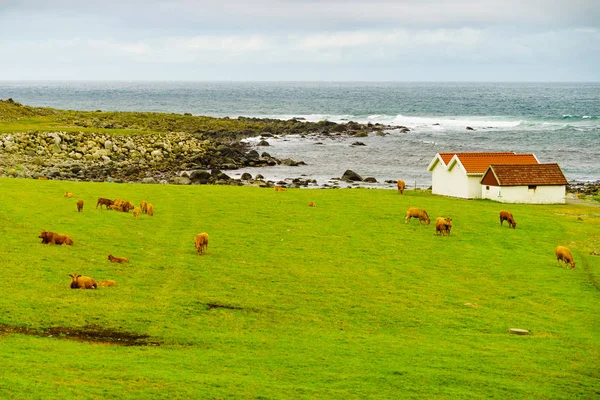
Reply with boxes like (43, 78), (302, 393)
(0, 178), (598, 399)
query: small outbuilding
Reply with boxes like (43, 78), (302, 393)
(428, 152), (539, 199)
(480, 163), (568, 204)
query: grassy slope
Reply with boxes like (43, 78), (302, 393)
(0, 178), (598, 399)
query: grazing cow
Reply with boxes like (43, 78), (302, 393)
(308, 201), (316, 207)
(140, 200), (148, 214)
(147, 203), (154, 216)
(69, 274), (97, 289)
(64, 192), (74, 198)
(108, 204), (120, 211)
(96, 197), (114, 209)
(133, 207), (141, 219)
(405, 208), (431, 225)
(108, 254), (130, 263)
(39, 230), (73, 245)
(274, 186), (287, 191)
(435, 217), (453, 236)
(194, 232), (209, 255)
(120, 202), (132, 213)
(500, 210), (517, 229)
(99, 280), (117, 287)
(555, 246), (576, 269)
(397, 179), (406, 194)
(76, 200), (84, 212)
(38, 177), (48, 180)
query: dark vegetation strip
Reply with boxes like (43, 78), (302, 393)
(0, 323), (161, 346)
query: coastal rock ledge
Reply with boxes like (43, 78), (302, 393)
(0, 131), (302, 185)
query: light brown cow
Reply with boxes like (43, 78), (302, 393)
(147, 203), (154, 216)
(194, 232), (209, 255)
(308, 201), (316, 207)
(140, 200), (148, 214)
(64, 192), (74, 198)
(500, 210), (517, 228)
(108, 254), (130, 263)
(76, 200), (84, 212)
(39, 230), (73, 245)
(133, 207), (141, 219)
(99, 280), (117, 287)
(96, 197), (114, 209)
(397, 179), (406, 194)
(435, 217), (453, 236)
(69, 274), (97, 289)
(405, 208), (431, 225)
(555, 246), (576, 269)
(274, 186), (287, 191)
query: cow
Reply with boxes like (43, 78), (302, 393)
(435, 217), (453, 236)
(64, 192), (74, 198)
(405, 208), (431, 225)
(308, 201), (316, 207)
(133, 207), (141, 219)
(69, 274), (97, 289)
(274, 186), (287, 191)
(500, 210), (517, 228)
(76, 200), (84, 212)
(39, 230), (73, 245)
(108, 254), (130, 263)
(397, 179), (406, 194)
(140, 200), (148, 214)
(96, 197), (114, 209)
(99, 280), (117, 287)
(147, 203), (154, 216)
(555, 246), (576, 269)
(194, 232), (209, 255)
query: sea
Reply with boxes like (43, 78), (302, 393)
(1, 81), (599, 189)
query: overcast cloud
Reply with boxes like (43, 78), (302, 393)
(0, 0), (598, 81)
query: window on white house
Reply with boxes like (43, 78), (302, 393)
(528, 185), (537, 190)
(486, 185), (490, 190)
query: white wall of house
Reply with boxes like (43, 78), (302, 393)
(432, 163), (471, 198)
(467, 175), (484, 199)
(481, 185), (566, 204)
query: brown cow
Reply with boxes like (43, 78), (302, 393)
(69, 274), (97, 289)
(76, 200), (84, 212)
(397, 179), (406, 194)
(39, 230), (73, 245)
(555, 246), (576, 269)
(500, 210), (517, 228)
(108, 254), (130, 263)
(140, 200), (148, 214)
(308, 201), (316, 207)
(194, 232), (209, 255)
(99, 280), (117, 287)
(274, 186), (287, 191)
(147, 203), (154, 216)
(96, 197), (114, 209)
(64, 192), (74, 198)
(405, 208), (430, 225)
(435, 217), (453, 236)
(133, 207), (141, 219)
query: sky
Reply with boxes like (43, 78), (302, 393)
(1, 0), (599, 81)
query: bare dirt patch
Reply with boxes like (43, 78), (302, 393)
(0, 323), (160, 346)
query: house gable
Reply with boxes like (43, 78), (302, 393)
(480, 168), (499, 186)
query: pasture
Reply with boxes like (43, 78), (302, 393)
(0, 178), (599, 399)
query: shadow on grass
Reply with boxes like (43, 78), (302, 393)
(0, 323), (161, 346)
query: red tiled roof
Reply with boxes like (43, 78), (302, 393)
(438, 152), (515, 165)
(452, 153), (538, 174)
(486, 164), (568, 186)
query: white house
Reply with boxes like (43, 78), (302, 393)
(427, 152), (539, 199)
(480, 163), (568, 204)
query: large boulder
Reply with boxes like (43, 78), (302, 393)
(189, 170), (212, 184)
(342, 170), (363, 182)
